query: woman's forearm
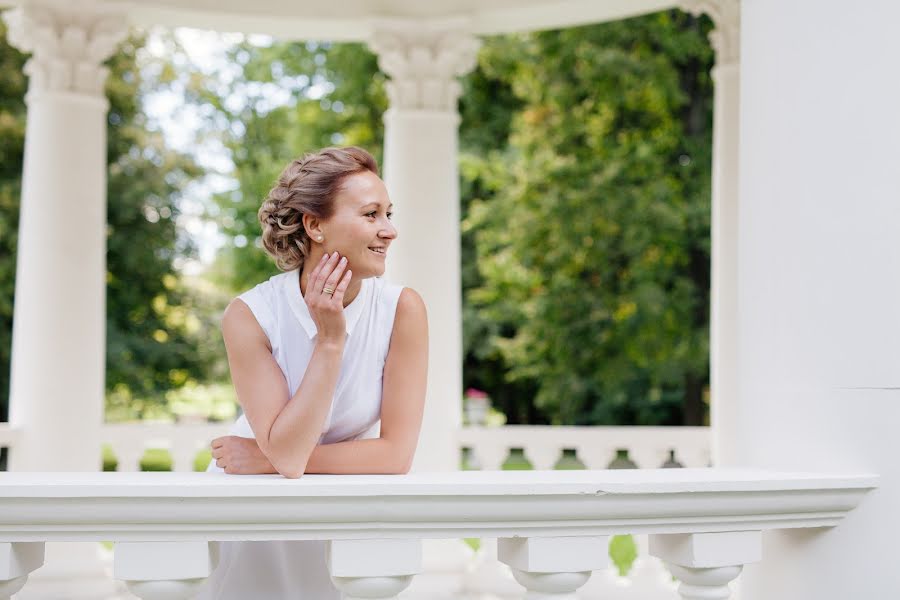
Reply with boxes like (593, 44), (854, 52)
(264, 339), (344, 477)
(305, 437), (411, 474)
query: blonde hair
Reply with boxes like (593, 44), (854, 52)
(258, 146), (378, 271)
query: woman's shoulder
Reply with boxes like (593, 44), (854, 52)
(370, 278), (426, 326)
(223, 271), (291, 340)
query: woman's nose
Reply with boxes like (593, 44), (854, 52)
(382, 222), (398, 240)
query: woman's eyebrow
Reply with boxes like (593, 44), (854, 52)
(361, 202), (394, 209)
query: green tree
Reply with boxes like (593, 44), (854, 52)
(461, 11), (714, 425)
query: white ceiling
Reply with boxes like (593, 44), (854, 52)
(102, 0), (677, 41)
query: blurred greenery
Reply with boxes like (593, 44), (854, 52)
(2, 10), (714, 429)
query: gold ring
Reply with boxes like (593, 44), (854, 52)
(323, 286), (336, 296)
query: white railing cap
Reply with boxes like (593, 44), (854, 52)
(0, 469), (876, 543)
(0, 468), (877, 497)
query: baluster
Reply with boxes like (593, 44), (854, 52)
(629, 446), (667, 469)
(573, 443), (617, 470)
(114, 541), (218, 600)
(525, 442), (560, 471)
(0, 542), (44, 600)
(170, 438), (198, 473)
(113, 441), (146, 472)
(472, 440), (510, 471)
(497, 536), (609, 599)
(649, 531), (762, 600)
(327, 539), (421, 599)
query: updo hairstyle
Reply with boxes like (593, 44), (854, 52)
(258, 146), (379, 271)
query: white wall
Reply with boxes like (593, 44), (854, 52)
(734, 0), (900, 596)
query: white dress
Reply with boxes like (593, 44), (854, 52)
(197, 270), (405, 599)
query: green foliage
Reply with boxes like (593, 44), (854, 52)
(139, 448), (173, 471)
(194, 448), (212, 472)
(609, 534), (639, 576)
(105, 36), (219, 418)
(460, 12), (714, 425)
(102, 444), (118, 472)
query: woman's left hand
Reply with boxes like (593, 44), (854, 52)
(210, 435), (277, 474)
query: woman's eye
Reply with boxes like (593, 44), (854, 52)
(386, 212), (393, 219)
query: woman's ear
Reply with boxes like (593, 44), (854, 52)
(303, 213), (324, 242)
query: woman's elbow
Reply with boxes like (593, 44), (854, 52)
(394, 451), (414, 474)
(260, 442), (307, 479)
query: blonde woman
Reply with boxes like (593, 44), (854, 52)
(198, 147), (428, 598)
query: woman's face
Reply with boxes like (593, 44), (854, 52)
(321, 170), (397, 279)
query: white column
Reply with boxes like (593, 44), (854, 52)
(680, 0), (740, 466)
(3, 1), (126, 472)
(369, 20), (480, 473)
(735, 1), (900, 598)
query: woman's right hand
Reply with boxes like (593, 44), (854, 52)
(305, 252), (352, 345)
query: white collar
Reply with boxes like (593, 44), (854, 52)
(283, 269), (370, 340)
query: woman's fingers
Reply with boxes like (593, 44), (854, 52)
(331, 268), (352, 304)
(321, 256), (347, 297)
(313, 253), (341, 296)
(307, 253), (330, 293)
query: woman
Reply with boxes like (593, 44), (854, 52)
(197, 146), (428, 599)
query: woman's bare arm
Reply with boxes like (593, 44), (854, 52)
(306, 287), (428, 473)
(220, 253), (352, 478)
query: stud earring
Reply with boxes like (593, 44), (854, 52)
(317, 236), (323, 241)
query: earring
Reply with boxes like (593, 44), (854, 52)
(317, 236), (323, 241)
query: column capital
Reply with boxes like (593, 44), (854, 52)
(368, 19), (480, 111)
(680, 0), (740, 65)
(2, 1), (127, 100)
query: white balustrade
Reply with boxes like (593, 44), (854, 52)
(102, 422), (230, 472)
(114, 541), (219, 600)
(90, 423), (710, 474)
(0, 469), (875, 599)
(0, 542), (43, 599)
(497, 536), (609, 598)
(650, 532), (761, 600)
(328, 539), (421, 599)
(460, 425), (710, 471)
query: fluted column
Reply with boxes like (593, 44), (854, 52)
(679, 0), (740, 466)
(368, 20), (480, 473)
(3, 1), (126, 472)
(650, 531), (760, 600)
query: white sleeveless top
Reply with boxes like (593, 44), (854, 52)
(218, 269), (404, 451)
(198, 271), (405, 600)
